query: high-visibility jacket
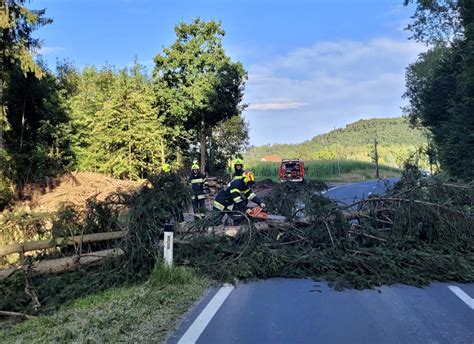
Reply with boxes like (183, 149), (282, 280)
(189, 171), (206, 200)
(232, 169), (245, 181)
(214, 178), (262, 211)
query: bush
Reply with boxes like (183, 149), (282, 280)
(0, 177), (13, 210)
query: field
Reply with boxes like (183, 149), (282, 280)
(247, 160), (401, 182)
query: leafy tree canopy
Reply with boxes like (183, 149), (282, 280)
(153, 18), (247, 171)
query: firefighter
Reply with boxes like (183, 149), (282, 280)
(233, 158), (245, 180)
(189, 164), (206, 212)
(212, 171), (266, 225)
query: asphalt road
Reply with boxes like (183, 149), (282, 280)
(168, 178), (474, 344)
(323, 177), (399, 204)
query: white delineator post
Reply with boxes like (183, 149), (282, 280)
(163, 223), (174, 267)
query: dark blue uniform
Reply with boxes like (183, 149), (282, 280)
(213, 178), (262, 225)
(232, 169), (245, 181)
(189, 171), (206, 211)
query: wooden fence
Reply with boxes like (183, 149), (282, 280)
(0, 231), (127, 280)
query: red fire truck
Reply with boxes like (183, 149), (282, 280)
(278, 158), (305, 182)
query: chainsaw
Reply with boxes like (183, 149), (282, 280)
(245, 206), (286, 221)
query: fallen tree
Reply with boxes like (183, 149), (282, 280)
(0, 231), (127, 257)
(176, 168), (474, 289)
(1, 167), (473, 315)
(0, 248), (124, 280)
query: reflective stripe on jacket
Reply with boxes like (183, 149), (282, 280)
(189, 172), (206, 195)
(232, 169), (245, 181)
(214, 178), (262, 210)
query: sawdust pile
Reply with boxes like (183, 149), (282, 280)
(16, 172), (144, 212)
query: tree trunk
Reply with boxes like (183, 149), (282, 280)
(19, 94), (26, 151)
(0, 248), (124, 280)
(374, 138), (380, 179)
(0, 230), (127, 257)
(208, 128), (213, 175)
(127, 104), (132, 180)
(0, 77), (5, 150)
(160, 137), (165, 164)
(200, 121), (206, 174)
(176, 150), (183, 168)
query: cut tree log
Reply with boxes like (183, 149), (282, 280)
(0, 310), (37, 320)
(0, 231), (127, 257)
(0, 248), (123, 280)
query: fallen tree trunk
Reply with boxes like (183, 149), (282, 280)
(0, 248), (123, 280)
(0, 310), (37, 320)
(0, 231), (127, 257)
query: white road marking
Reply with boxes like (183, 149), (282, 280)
(178, 284), (235, 344)
(448, 286), (474, 310)
(322, 185), (345, 194)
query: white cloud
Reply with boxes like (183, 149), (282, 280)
(243, 38), (426, 145)
(37, 46), (65, 55)
(248, 100), (306, 110)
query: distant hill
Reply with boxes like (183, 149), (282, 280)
(244, 117), (428, 168)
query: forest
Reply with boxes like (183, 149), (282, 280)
(0, 6), (248, 210)
(244, 117), (430, 169)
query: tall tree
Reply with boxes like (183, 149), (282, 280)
(97, 63), (165, 179)
(209, 115), (249, 174)
(404, 0), (474, 179)
(404, 0), (463, 44)
(0, 0), (51, 150)
(4, 62), (75, 183)
(153, 18), (247, 173)
(68, 63), (165, 179)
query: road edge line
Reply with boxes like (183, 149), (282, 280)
(177, 284), (235, 344)
(448, 286), (474, 310)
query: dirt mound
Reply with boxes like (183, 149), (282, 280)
(253, 179), (276, 199)
(17, 172), (143, 212)
(254, 179), (276, 190)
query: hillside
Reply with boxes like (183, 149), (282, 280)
(245, 117), (427, 167)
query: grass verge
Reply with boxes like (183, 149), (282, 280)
(0, 261), (212, 343)
(248, 160), (401, 183)
(255, 168), (400, 183)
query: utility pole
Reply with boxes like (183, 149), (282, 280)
(200, 120), (206, 175)
(374, 138), (380, 179)
(334, 126), (340, 175)
(0, 77), (5, 151)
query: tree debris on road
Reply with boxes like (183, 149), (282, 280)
(177, 166), (474, 289)
(1, 166), (473, 316)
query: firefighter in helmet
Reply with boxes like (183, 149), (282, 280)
(213, 171), (266, 225)
(233, 158), (245, 180)
(189, 163), (206, 212)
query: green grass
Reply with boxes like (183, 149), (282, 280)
(0, 261), (212, 343)
(247, 160), (401, 182)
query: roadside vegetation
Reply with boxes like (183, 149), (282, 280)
(248, 160), (401, 182)
(0, 261), (211, 343)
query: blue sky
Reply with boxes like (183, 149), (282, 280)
(33, 0), (425, 146)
